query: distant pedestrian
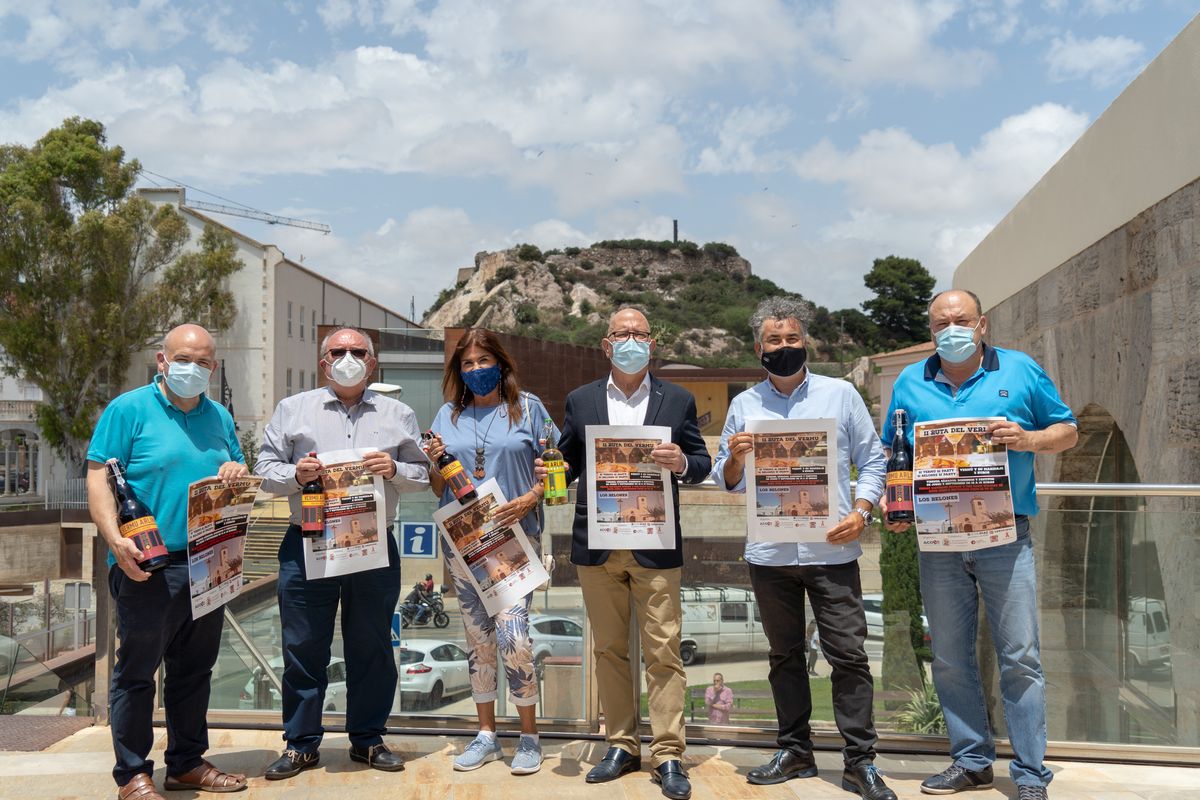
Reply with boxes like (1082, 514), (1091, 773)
(704, 673), (734, 724)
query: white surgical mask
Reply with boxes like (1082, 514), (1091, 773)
(329, 352), (368, 387)
(163, 361), (211, 399)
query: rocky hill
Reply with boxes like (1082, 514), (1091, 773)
(423, 240), (818, 367)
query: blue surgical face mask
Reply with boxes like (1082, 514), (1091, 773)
(461, 364), (502, 397)
(164, 361), (211, 399)
(610, 338), (651, 374)
(935, 321), (980, 364)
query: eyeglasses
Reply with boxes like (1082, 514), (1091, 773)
(327, 348), (369, 359)
(607, 331), (652, 343)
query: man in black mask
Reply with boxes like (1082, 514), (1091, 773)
(711, 297), (894, 800)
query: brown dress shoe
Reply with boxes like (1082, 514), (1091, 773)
(117, 774), (163, 800)
(163, 759), (247, 792)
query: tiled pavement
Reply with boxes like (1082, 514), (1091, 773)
(0, 726), (1196, 800)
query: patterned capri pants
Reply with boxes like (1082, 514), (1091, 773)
(446, 552), (539, 706)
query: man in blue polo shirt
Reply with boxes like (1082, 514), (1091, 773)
(882, 289), (1076, 800)
(87, 324), (249, 800)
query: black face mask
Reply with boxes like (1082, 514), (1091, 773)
(761, 345), (808, 377)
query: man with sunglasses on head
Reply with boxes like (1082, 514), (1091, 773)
(256, 327), (429, 780)
(553, 307), (711, 800)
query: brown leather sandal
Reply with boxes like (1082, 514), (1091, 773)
(163, 759), (247, 793)
(117, 774), (164, 800)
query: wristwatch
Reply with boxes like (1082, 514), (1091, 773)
(855, 507), (874, 526)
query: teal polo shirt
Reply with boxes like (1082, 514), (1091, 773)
(882, 344), (1075, 518)
(87, 378), (244, 559)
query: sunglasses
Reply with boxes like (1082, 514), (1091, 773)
(327, 348), (369, 359)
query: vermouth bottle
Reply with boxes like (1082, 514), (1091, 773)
(540, 418), (569, 506)
(106, 458), (170, 572)
(885, 409), (915, 525)
(300, 452), (325, 538)
(422, 431), (478, 503)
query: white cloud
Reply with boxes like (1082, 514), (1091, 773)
(804, 0), (996, 90)
(202, 5), (253, 55)
(791, 102), (1090, 291)
(0, 1), (187, 63)
(695, 105), (791, 175)
(1045, 32), (1145, 88)
(967, 0), (1024, 43)
(1082, 0), (1143, 15)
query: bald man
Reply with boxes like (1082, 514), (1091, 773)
(881, 290), (1076, 800)
(87, 324), (249, 800)
(553, 308), (710, 800)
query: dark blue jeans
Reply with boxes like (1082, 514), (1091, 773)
(108, 556), (224, 786)
(277, 526), (401, 752)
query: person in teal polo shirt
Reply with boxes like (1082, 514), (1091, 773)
(87, 324), (249, 800)
(881, 290), (1077, 800)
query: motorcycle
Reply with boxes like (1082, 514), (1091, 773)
(399, 583), (450, 628)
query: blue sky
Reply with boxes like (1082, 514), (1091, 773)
(1, 1), (1195, 321)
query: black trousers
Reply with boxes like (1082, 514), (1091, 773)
(277, 526), (401, 752)
(749, 560), (878, 766)
(108, 556), (225, 786)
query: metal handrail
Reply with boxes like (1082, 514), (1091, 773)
(686, 479), (1200, 498)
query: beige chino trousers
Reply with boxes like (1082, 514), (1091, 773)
(578, 550), (686, 767)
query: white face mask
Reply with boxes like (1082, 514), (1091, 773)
(329, 352), (368, 387)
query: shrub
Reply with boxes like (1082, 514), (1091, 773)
(542, 248), (561, 257)
(579, 259), (595, 270)
(564, 246), (582, 256)
(702, 241), (740, 259)
(514, 302), (540, 324)
(579, 299), (594, 315)
(677, 240), (701, 257)
(485, 265), (518, 290)
(515, 243), (543, 262)
(893, 684), (946, 734)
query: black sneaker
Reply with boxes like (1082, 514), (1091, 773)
(264, 748), (320, 780)
(920, 764), (994, 794)
(1017, 786), (1048, 800)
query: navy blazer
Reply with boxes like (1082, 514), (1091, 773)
(557, 374), (712, 569)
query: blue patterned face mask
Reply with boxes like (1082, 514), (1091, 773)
(935, 321), (980, 363)
(461, 364), (502, 396)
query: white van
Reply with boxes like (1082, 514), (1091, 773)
(1126, 596), (1170, 668)
(679, 586), (771, 666)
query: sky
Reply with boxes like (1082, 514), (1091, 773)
(1, 1), (1195, 321)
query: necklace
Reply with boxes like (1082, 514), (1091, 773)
(471, 400), (503, 479)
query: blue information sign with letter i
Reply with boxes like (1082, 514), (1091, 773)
(400, 522), (438, 559)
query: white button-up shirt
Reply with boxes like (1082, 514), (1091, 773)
(605, 373), (651, 425)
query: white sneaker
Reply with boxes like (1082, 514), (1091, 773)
(453, 733), (503, 771)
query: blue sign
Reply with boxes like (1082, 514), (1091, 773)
(391, 612), (402, 647)
(400, 522), (438, 559)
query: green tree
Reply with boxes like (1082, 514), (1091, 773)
(861, 255), (935, 348)
(880, 525), (928, 701)
(0, 118), (243, 472)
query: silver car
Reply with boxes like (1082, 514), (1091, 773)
(528, 614), (584, 677)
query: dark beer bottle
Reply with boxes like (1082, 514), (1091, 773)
(422, 431), (477, 503)
(540, 418), (568, 506)
(300, 451), (325, 538)
(105, 458), (170, 573)
(885, 409), (915, 525)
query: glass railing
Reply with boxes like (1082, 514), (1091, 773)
(178, 481), (1198, 758)
(0, 633), (92, 716)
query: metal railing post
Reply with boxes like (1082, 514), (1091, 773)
(92, 534), (114, 724)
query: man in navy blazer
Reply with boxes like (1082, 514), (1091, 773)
(556, 307), (711, 800)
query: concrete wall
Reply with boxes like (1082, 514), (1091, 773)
(955, 14), (1200, 310)
(0, 523), (65, 582)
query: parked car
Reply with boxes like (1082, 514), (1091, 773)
(1126, 596), (1170, 669)
(861, 593), (930, 644)
(679, 586), (769, 666)
(239, 655), (347, 712)
(398, 639), (471, 708)
(529, 614), (583, 676)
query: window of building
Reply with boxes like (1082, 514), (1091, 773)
(299, 305), (305, 340)
(311, 372), (316, 390)
(286, 368), (293, 396)
(299, 369), (305, 391)
(311, 310), (317, 342)
(287, 301), (293, 338)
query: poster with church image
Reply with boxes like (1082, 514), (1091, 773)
(912, 417), (1017, 552)
(186, 475), (263, 619)
(745, 418), (838, 542)
(301, 448), (389, 579)
(586, 425), (676, 550)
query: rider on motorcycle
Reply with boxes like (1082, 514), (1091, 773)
(404, 574), (436, 624)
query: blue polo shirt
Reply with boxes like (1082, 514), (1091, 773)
(87, 379), (244, 558)
(882, 344), (1075, 518)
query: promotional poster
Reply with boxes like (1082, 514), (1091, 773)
(301, 448), (389, 578)
(744, 418), (838, 542)
(186, 476), (263, 619)
(585, 425), (675, 550)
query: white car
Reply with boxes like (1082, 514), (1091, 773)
(239, 656), (348, 712)
(398, 639), (472, 708)
(529, 614), (584, 675)
(861, 593), (930, 644)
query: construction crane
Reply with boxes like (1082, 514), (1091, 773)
(184, 199), (332, 234)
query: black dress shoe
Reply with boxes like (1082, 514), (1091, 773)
(585, 747), (641, 783)
(842, 763), (898, 800)
(651, 760), (692, 800)
(264, 749), (319, 780)
(746, 749), (818, 785)
(349, 742), (405, 772)
(920, 764), (994, 794)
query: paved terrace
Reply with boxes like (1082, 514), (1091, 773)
(0, 726), (1194, 799)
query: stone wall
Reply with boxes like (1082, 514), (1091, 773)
(0, 523), (65, 582)
(985, 176), (1200, 744)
